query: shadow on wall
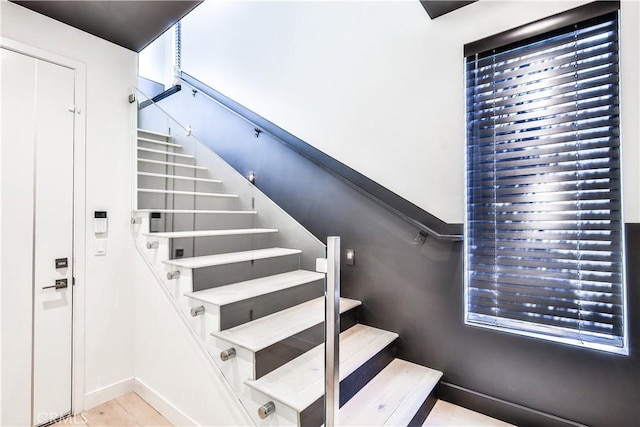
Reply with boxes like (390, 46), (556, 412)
(152, 86), (640, 427)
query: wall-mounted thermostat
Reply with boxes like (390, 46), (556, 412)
(94, 211), (108, 234)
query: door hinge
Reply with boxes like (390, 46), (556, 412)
(72, 277), (76, 286)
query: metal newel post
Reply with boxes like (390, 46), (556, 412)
(325, 236), (340, 427)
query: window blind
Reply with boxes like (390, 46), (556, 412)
(465, 11), (625, 351)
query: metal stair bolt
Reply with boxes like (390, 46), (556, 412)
(167, 270), (180, 280)
(146, 241), (159, 249)
(257, 401), (276, 419)
(190, 306), (205, 317)
(219, 348), (236, 361)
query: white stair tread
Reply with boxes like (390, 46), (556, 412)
(138, 158), (207, 170)
(184, 270), (323, 306)
(246, 324), (398, 412)
(138, 188), (238, 198)
(212, 297), (361, 352)
(135, 209), (256, 214)
(338, 359), (443, 426)
(137, 147), (194, 159)
(137, 136), (182, 148)
(137, 172), (221, 183)
(138, 128), (171, 138)
(143, 228), (278, 239)
(165, 247), (302, 269)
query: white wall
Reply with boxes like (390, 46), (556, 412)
(132, 259), (253, 426)
(180, 0), (640, 224)
(1, 0), (137, 411)
(139, 28), (175, 90)
(1, 4), (252, 426)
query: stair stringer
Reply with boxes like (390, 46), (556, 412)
(132, 212), (309, 427)
(132, 233), (255, 426)
(131, 179), (320, 426)
(132, 94), (328, 426)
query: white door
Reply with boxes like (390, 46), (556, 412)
(32, 57), (75, 426)
(1, 48), (75, 426)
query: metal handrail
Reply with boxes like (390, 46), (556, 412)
(175, 72), (464, 242)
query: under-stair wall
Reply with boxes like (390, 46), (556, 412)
(133, 256), (254, 426)
(153, 83), (640, 427)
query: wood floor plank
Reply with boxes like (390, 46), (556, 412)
(115, 393), (172, 427)
(337, 359), (443, 426)
(213, 297), (361, 351)
(85, 400), (139, 427)
(423, 400), (513, 426)
(50, 414), (88, 426)
(247, 324), (398, 411)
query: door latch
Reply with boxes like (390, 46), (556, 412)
(43, 279), (68, 290)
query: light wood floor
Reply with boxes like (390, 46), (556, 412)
(424, 400), (513, 426)
(51, 393), (171, 427)
(52, 393), (510, 426)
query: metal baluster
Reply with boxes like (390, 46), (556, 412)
(325, 236), (340, 427)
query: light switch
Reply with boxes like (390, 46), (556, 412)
(95, 238), (106, 256)
(345, 249), (355, 266)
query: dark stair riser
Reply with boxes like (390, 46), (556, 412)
(408, 385), (438, 427)
(165, 234), (276, 264)
(137, 175), (221, 194)
(144, 212), (255, 233)
(254, 308), (358, 379)
(218, 279), (324, 330)
(299, 342), (397, 427)
(192, 257), (302, 290)
(137, 192), (239, 211)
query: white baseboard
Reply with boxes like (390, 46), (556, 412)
(83, 377), (135, 411)
(133, 378), (198, 426)
(82, 377), (198, 426)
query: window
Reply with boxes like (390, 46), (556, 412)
(464, 3), (626, 353)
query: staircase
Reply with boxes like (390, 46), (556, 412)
(131, 91), (443, 426)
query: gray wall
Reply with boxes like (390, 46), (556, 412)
(156, 89), (640, 427)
